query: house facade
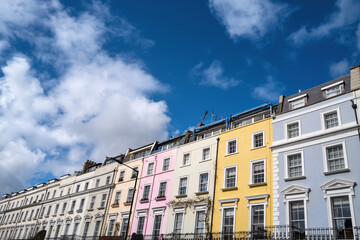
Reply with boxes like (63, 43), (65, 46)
(272, 65), (360, 239)
(212, 104), (273, 234)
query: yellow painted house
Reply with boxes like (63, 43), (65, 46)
(212, 105), (273, 234)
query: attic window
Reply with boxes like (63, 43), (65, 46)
(321, 81), (344, 98)
(288, 94), (307, 110)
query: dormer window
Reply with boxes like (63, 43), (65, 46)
(321, 80), (344, 98)
(288, 94), (307, 110)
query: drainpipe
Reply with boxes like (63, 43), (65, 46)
(351, 99), (360, 142)
(100, 167), (117, 236)
(209, 137), (220, 238)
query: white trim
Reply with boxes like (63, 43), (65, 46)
(162, 157), (171, 172)
(249, 159), (266, 184)
(198, 171), (210, 192)
(251, 130), (265, 149)
(285, 119), (301, 139)
(141, 184), (151, 200)
(193, 209), (207, 234)
(320, 179), (356, 228)
(157, 181), (167, 197)
(146, 162), (155, 175)
(245, 194), (269, 208)
(248, 203), (266, 232)
(201, 147), (211, 161)
(223, 165), (238, 188)
(320, 107), (341, 130)
(273, 94), (353, 123)
(182, 152), (191, 166)
(322, 141), (349, 173)
(287, 94), (308, 102)
(225, 138), (238, 156)
(218, 198), (239, 208)
(173, 211), (184, 234)
(271, 126), (358, 151)
(220, 206), (236, 235)
(178, 176), (189, 195)
(321, 81), (344, 90)
(284, 150), (305, 179)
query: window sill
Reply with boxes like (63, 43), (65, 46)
(225, 152), (238, 157)
(87, 209), (94, 212)
(221, 187), (238, 192)
(111, 203), (119, 208)
(195, 191), (209, 195)
(68, 211), (74, 214)
(155, 196), (166, 201)
(284, 176), (306, 182)
(59, 213), (64, 216)
(199, 158), (212, 163)
(251, 145), (266, 150)
(123, 202), (131, 206)
(248, 183), (267, 188)
(76, 209), (83, 213)
(180, 164), (191, 168)
(324, 168), (350, 175)
(45, 215), (49, 218)
(52, 214), (57, 217)
(140, 199), (149, 203)
(175, 194), (187, 198)
(97, 207), (105, 210)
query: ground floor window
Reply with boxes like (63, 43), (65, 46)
(222, 208), (234, 240)
(152, 214), (163, 239)
(137, 216), (146, 235)
(120, 217), (129, 237)
(332, 196), (353, 239)
(290, 201), (305, 231)
(251, 205), (264, 231)
(93, 221), (101, 237)
(194, 211), (206, 234)
(107, 219), (115, 236)
(173, 213), (183, 234)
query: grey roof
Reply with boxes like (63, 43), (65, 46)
(279, 74), (351, 114)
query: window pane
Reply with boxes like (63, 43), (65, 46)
(199, 173), (209, 192)
(195, 211), (206, 234)
(225, 167), (236, 188)
(254, 133), (264, 148)
(290, 201), (305, 231)
(288, 123), (299, 138)
(222, 208), (234, 233)
(253, 162), (264, 183)
(228, 141), (236, 154)
(251, 205), (264, 231)
(173, 213), (183, 234)
(327, 145), (345, 171)
(325, 112), (339, 129)
(332, 196), (353, 239)
(288, 154), (302, 177)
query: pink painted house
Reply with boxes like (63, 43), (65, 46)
(130, 134), (190, 238)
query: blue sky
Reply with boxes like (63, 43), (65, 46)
(0, 0), (359, 196)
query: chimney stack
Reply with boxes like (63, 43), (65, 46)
(278, 95), (285, 113)
(350, 65), (360, 91)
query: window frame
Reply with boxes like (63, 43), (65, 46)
(118, 170), (125, 182)
(178, 177), (188, 196)
(162, 157), (171, 171)
(321, 81), (344, 98)
(321, 108), (341, 130)
(141, 184), (151, 201)
(202, 147), (211, 161)
(147, 162), (155, 175)
(248, 203), (266, 232)
(226, 138), (238, 156)
(288, 94), (307, 110)
(223, 165), (238, 189)
(285, 150), (305, 180)
(251, 130), (265, 149)
(126, 188), (135, 203)
(198, 172), (209, 193)
(173, 211), (184, 234)
(194, 210), (206, 234)
(220, 206), (235, 234)
(136, 212), (147, 235)
(249, 159), (266, 185)
(322, 141), (349, 174)
(182, 153), (191, 166)
(113, 191), (121, 205)
(158, 181), (167, 198)
(285, 120), (301, 139)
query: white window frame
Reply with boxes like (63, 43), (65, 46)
(202, 147), (211, 161)
(322, 141), (349, 173)
(220, 205), (236, 235)
(113, 191), (121, 205)
(198, 171), (210, 192)
(118, 170), (125, 182)
(249, 159), (266, 185)
(321, 108), (341, 130)
(147, 162), (155, 175)
(284, 150), (305, 179)
(182, 153), (191, 166)
(178, 176), (188, 196)
(285, 120), (301, 139)
(126, 188), (135, 203)
(173, 209), (185, 234)
(248, 203), (266, 231)
(222, 165), (238, 189)
(142, 184), (151, 201)
(251, 130), (265, 149)
(162, 157), (171, 171)
(152, 209), (164, 237)
(226, 138), (238, 156)
(281, 187), (309, 230)
(136, 211), (147, 235)
(320, 179), (356, 228)
(321, 80), (344, 98)
(158, 181), (167, 197)
(193, 208), (207, 234)
(288, 94), (307, 110)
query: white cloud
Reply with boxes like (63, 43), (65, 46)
(0, 1), (169, 196)
(329, 59), (349, 78)
(191, 60), (240, 90)
(252, 76), (285, 102)
(289, 0), (360, 46)
(208, 0), (291, 40)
